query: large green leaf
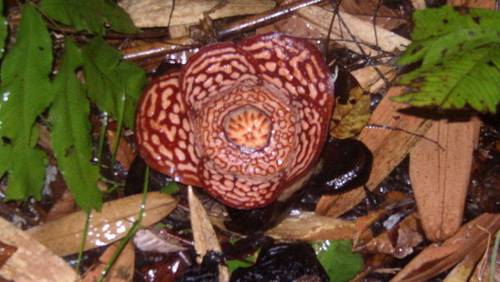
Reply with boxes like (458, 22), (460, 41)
(395, 6), (500, 113)
(40, 0), (137, 35)
(313, 240), (363, 282)
(82, 38), (146, 129)
(4, 143), (47, 200)
(50, 39), (102, 211)
(0, 4), (53, 200)
(0, 3), (53, 142)
(0, 0), (7, 59)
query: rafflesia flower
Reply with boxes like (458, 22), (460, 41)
(136, 33), (334, 209)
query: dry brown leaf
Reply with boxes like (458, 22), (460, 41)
(27, 192), (177, 256)
(188, 186), (229, 282)
(119, 0), (275, 28)
(410, 118), (481, 241)
(266, 212), (355, 241)
(330, 86), (371, 139)
(448, 0), (496, 8)
(133, 229), (187, 254)
(351, 65), (397, 93)
(316, 87), (433, 217)
(82, 241), (135, 282)
(296, 5), (410, 56)
(391, 213), (500, 282)
(45, 190), (77, 221)
(0, 241), (16, 269)
(443, 240), (486, 282)
(340, 0), (408, 30)
(107, 129), (136, 170)
(355, 213), (423, 259)
(411, 0), (427, 9)
(0, 217), (78, 282)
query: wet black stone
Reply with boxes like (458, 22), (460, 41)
(230, 243), (328, 282)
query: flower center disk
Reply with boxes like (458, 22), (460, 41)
(223, 105), (272, 151)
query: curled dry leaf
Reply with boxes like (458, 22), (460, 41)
(330, 86), (371, 139)
(317, 87), (433, 217)
(133, 229), (187, 254)
(353, 192), (423, 259)
(391, 213), (500, 282)
(266, 212), (355, 241)
(355, 212), (423, 259)
(119, 0), (275, 28)
(27, 192), (177, 256)
(0, 217), (78, 282)
(188, 186), (229, 282)
(410, 117), (481, 241)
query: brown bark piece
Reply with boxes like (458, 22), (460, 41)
(391, 213), (500, 282)
(410, 118), (480, 241)
(316, 87), (433, 217)
(27, 192), (177, 256)
(0, 217), (78, 282)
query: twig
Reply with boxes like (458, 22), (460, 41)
(216, 0), (328, 39)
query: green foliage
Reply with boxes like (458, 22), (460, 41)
(40, 0), (137, 35)
(313, 240), (363, 282)
(0, 0), (7, 59)
(0, 2), (144, 209)
(82, 38), (146, 129)
(50, 39), (102, 211)
(0, 4), (53, 200)
(160, 182), (180, 195)
(395, 6), (500, 113)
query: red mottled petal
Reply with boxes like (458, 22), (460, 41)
(136, 72), (202, 186)
(181, 42), (258, 111)
(240, 33), (334, 188)
(200, 164), (281, 209)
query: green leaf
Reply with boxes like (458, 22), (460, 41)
(40, 0), (137, 35)
(160, 182), (180, 195)
(0, 4), (52, 201)
(0, 3), (53, 142)
(313, 240), (363, 282)
(0, 0), (8, 59)
(50, 39), (102, 211)
(396, 6), (500, 113)
(4, 143), (47, 200)
(82, 38), (146, 129)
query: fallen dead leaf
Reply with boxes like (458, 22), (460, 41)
(410, 118), (481, 241)
(82, 241), (135, 282)
(330, 86), (371, 139)
(0, 217), (78, 282)
(119, 0), (275, 28)
(391, 213), (500, 282)
(0, 241), (16, 269)
(340, 0), (408, 30)
(266, 212), (355, 241)
(133, 228), (187, 254)
(316, 87), (433, 217)
(448, 0), (496, 8)
(188, 186), (229, 282)
(296, 5), (410, 56)
(27, 192), (177, 256)
(107, 129), (136, 170)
